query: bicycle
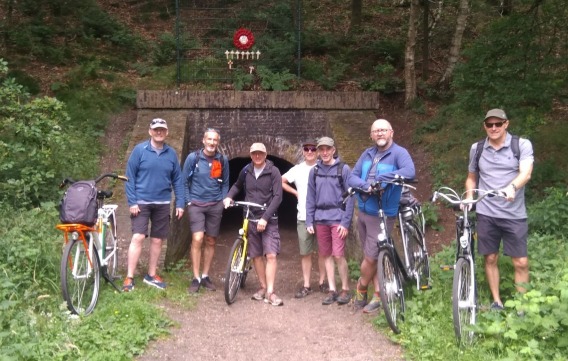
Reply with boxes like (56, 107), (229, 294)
(432, 186), (504, 345)
(56, 173), (128, 315)
(343, 176), (430, 334)
(223, 201), (266, 305)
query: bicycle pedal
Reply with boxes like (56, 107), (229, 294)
(440, 265), (454, 271)
(420, 285), (432, 291)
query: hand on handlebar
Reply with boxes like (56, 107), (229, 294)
(459, 202), (472, 212)
(223, 197), (233, 209)
(500, 184), (516, 202)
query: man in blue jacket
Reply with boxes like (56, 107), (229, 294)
(348, 119), (415, 312)
(123, 118), (185, 291)
(306, 137), (355, 306)
(183, 128), (229, 293)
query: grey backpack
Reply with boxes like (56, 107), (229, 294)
(59, 180), (98, 226)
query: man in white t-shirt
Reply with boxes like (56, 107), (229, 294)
(282, 139), (328, 298)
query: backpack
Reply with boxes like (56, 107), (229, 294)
(59, 180), (98, 226)
(313, 161), (346, 192)
(186, 149), (226, 187)
(473, 135), (520, 173)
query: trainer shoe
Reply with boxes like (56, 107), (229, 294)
(252, 288), (266, 301)
(188, 278), (201, 293)
(322, 291), (338, 305)
(319, 281), (329, 293)
(490, 302), (504, 311)
(353, 279), (368, 310)
(143, 274), (166, 290)
(200, 276), (216, 291)
(295, 286), (312, 299)
(265, 292), (284, 306)
(122, 277), (134, 292)
(363, 294), (381, 313)
(337, 290), (351, 305)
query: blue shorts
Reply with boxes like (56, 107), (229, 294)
(477, 214), (528, 258)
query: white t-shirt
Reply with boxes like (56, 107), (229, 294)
(283, 162), (316, 221)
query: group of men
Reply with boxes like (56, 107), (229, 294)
(121, 109), (534, 312)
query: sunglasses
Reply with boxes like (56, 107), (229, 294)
(484, 121), (506, 128)
(303, 146), (317, 152)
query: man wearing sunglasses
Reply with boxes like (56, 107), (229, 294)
(282, 139), (328, 299)
(464, 109), (534, 311)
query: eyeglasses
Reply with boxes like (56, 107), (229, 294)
(303, 146), (317, 152)
(371, 129), (392, 134)
(484, 121), (506, 128)
(151, 118), (166, 125)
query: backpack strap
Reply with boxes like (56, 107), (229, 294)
(313, 161), (346, 191)
(473, 134), (520, 174)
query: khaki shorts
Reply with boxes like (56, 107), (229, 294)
(297, 221), (317, 256)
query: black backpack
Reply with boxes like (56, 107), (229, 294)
(59, 180), (98, 226)
(313, 161), (346, 192)
(473, 135), (520, 173)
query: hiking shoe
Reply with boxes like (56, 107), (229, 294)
(353, 279), (368, 310)
(252, 288), (266, 301)
(122, 277), (134, 292)
(200, 276), (216, 291)
(490, 302), (504, 311)
(337, 290), (351, 305)
(265, 292), (284, 306)
(295, 286), (312, 299)
(143, 274), (166, 290)
(363, 294), (382, 313)
(319, 281), (329, 293)
(322, 291), (338, 305)
(188, 278), (201, 293)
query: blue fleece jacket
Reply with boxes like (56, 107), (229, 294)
(348, 143), (415, 216)
(182, 149), (229, 204)
(306, 159), (355, 229)
(125, 140), (184, 208)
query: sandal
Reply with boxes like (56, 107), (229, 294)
(264, 292), (284, 306)
(251, 288), (266, 301)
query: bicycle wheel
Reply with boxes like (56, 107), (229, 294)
(240, 256), (251, 289)
(61, 239), (100, 315)
(453, 257), (476, 345)
(378, 250), (405, 334)
(224, 238), (246, 305)
(104, 215), (118, 280)
(405, 222), (430, 290)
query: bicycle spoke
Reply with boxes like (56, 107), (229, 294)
(453, 257), (475, 345)
(61, 239), (100, 315)
(224, 238), (246, 305)
(378, 250), (405, 334)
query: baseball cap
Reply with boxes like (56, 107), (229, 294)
(302, 139), (317, 146)
(484, 109), (508, 121)
(150, 118), (168, 129)
(250, 142), (267, 153)
(317, 136), (335, 148)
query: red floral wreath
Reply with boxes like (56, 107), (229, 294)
(233, 28), (255, 50)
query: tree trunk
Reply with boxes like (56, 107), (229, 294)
(421, 0), (429, 80)
(349, 0), (363, 33)
(439, 0), (469, 85)
(404, 0), (420, 106)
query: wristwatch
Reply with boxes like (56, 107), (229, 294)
(510, 183), (518, 191)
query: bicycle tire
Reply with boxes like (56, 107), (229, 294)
(378, 249), (405, 334)
(61, 238), (100, 315)
(224, 237), (246, 305)
(405, 222), (431, 290)
(104, 214), (118, 280)
(453, 257), (476, 345)
(240, 257), (252, 289)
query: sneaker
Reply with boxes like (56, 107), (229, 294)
(295, 286), (312, 299)
(337, 290), (351, 305)
(200, 276), (216, 291)
(143, 274), (166, 290)
(188, 278), (201, 293)
(319, 281), (329, 293)
(322, 291), (338, 305)
(265, 292), (284, 306)
(490, 302), (504, 311)
(252, 288), (266, 301)
(122, 277), (134, 292)
(353, 279), (368, 310)
(363, 294), (382, 313)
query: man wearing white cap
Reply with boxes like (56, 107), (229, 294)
(224, 142), (284, 306)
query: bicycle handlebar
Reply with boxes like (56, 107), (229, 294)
(230, 201), (266, 210)
(342, 175), (417, 203)
(432, 187), (506, 207)
(59, 173), (128, 188)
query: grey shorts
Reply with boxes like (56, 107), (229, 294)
(297, 221), (317, 256)
(131, 203), (171, 239)
(247, 219), (280, 258)
(357, 212), (396, 259)
(477, 214), (528, 258)
(187, 201), (224, 237)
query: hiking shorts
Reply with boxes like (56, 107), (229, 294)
(358, 212), (396, 259)
(187, 201), (224, 237)
(131, 203), (171, 239)
(477, 214), (528, 258)
(315, 224), (345, 258)
(297, 221), (317, 256)
(247, 219), (280, 258)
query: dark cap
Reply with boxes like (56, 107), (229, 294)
(302, 139), (317, 146)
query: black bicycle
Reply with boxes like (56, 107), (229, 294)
(344, 176), (430, 334)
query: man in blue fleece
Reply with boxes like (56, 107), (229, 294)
(123, 118), (185, 291)
(348, 119), (415, 312)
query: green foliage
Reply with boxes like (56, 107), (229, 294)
(7, 69), (41, 95)
(256, 65), (297, 91)
(528, 187), (568, 237)
(421, 202), (443, 232)
(361, 63), (403, 94)
(232, 69), (254, 91)
(300, 58), (347, 90)
(152, 32), (178, 66)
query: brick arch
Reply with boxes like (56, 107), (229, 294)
(219, 135), (304, 164)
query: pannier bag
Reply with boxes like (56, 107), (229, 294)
(59, 180), (98, 226)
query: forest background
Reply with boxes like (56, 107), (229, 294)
(0, 0), (567, 360)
